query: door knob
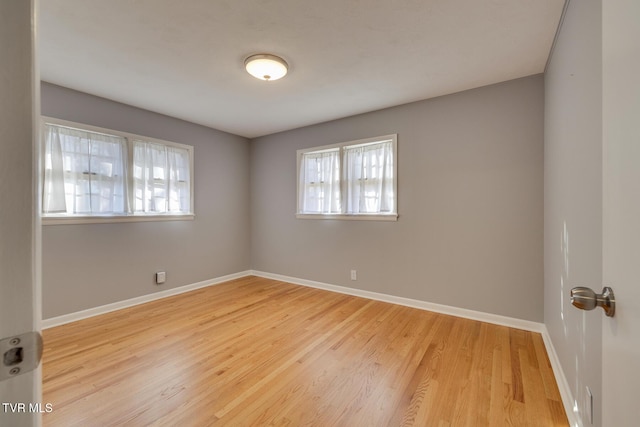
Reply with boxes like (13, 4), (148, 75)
(570, 286), (615, 317)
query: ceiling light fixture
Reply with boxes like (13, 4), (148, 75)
(244, 54), (288, 81)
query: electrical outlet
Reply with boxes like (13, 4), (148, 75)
(350, 270), (357, 281)
(156, 271), (166, 284)
(586, 386), (593, 424)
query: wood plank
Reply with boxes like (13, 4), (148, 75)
(42, 276), (569, 426)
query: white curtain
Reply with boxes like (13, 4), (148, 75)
(132, 141), (190, 214)
(42, 126), (66, 213)
(167, 146), (191, 212)
(343, 141), (394, 214)
(299, 150), (341, 214)
(43, 124), (127, 214)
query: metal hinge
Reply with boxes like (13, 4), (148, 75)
(0, 332), (43, 381)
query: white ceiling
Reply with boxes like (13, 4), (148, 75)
(39, 0), (565, 138)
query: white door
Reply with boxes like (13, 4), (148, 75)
(0, 1), (42, 426)
(602, 1), (640, 426)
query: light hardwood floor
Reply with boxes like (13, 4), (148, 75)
(42, 276), (568, 426)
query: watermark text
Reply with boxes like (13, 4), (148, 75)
(2, 402), (53, 413)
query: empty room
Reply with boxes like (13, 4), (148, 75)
(2, 0), (639, 426)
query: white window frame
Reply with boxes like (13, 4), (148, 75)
(41, 116), (195, 225)
(296, 134), (398, 221)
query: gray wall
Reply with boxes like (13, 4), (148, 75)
(251, 75), (544, 322)
(544, 0), (602, 425)
(41, 83), (251, 319)
(42, 76), (546, 323)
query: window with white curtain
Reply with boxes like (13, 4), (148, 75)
(298, 149), (341, 214)
(43, 124), (127, 215)
(297, 134), (397, 220)
(132, 141), (191, 214)
(42, 118), (194, 224)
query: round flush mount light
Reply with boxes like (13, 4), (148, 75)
(244, 54), (288, 81)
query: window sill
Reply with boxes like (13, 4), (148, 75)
(42, 214), (195, 226)
(296, 213), (398, 222)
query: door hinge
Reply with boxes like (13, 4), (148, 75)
(0, 331), (43, 381)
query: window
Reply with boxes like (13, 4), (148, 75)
(297, 134), (397, 220)
(42, 118), (194, 224)
(43, 124), (127, 215)
(132, 141), (191, 214)
(298, 148), (341, 214)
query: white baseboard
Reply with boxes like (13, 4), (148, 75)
(541, 326), (581, 427)
(42, 270), (252, 329)
(250, 270), (545, 332)
(42, 268), (577, 426)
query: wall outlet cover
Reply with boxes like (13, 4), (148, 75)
(586, 386), (593, 424)
(156, 271), (166, 284)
